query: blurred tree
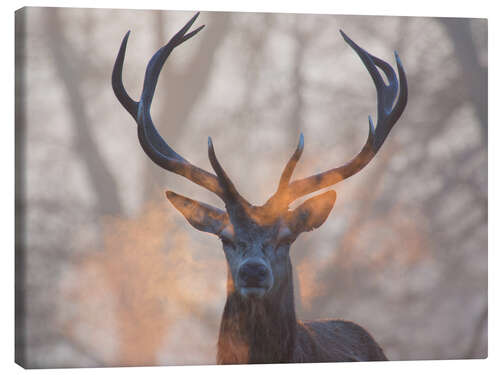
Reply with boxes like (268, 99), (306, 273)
(439, 18), (487, 143)
(45, 9), (124, 218)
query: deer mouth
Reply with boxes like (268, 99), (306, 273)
(239, 286), (268, 299)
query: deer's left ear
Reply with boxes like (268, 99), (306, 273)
(166, 191), (229, 235)
(286, 190), (337, 235)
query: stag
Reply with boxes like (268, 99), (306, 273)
(112, 13), (407, 364)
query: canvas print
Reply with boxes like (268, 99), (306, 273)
(15, 7), (487, 368)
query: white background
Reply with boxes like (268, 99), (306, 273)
(1, 0), (496, 374)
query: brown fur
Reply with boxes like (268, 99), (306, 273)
(217, 269), (386, 364)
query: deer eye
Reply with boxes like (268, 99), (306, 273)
(277, 237), (293, 248)
(276, 226), (294, 246)
(219, 225), (235, 244)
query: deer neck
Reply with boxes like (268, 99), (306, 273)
(216, 267), (297, 364)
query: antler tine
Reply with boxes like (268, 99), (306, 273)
(140, 12), (204, 112)
(340, 30), (403, 151)
(112, 13), (225, 199)
(388, 51), (408, 143)
(208, 137), (251, 207)
(112, 31), (139, 119)
(280, 31), (407, 205)
(265, 134), (304, 209)
(277, 133), (304, 191)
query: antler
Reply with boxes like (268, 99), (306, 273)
(113, 18), (407, 218)
(268, 30), (408, 207)
(112, 12), (226, 199)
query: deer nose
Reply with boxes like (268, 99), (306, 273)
(238, 260), (270, 288)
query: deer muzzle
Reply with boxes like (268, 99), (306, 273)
(237, 258), (273, 298)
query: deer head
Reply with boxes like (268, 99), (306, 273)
(112, 13), (407, 300)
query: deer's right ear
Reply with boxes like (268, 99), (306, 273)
(286, 190), (337, 236)
(166, 191), (229, 235)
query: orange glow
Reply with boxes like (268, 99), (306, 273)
(296, 258), (326, 310)
(61, 203), (225, 366)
